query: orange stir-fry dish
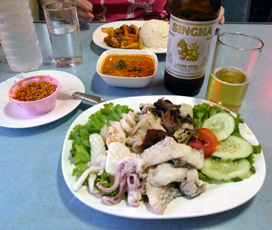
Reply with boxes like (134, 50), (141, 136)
(12, 81), (57, 101)
(101, 54), (155, 77)
(102, 24), (144, 49)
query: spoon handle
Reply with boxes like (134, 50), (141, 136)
(72, 92), (106, 104)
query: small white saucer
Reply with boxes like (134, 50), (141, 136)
(0, 70), (85, 128)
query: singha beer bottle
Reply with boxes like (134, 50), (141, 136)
(164, 0), (221, 96)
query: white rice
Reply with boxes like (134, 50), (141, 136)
(140, 20), (169, 50)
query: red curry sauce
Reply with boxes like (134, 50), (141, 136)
(101, 54), (155, 77)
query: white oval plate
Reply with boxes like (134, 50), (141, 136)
(62, 95), (266, 219)
(93, 21), (167, 54)
(0, 70), (84, 128)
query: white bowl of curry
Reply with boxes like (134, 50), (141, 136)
(96, 49), (158, 88)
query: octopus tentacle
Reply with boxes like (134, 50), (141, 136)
(97, 157), (133, 193)
(97, 169), (121, 193)
(72, 166), (101, 192)
(88, 174), (97, 194)
(127, 174), (142, 207)
(98, 158), (141, 205)
(127, 174), (140, 189)
(101, 178), (128, 205)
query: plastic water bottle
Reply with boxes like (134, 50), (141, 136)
(0, 0), (43, 72)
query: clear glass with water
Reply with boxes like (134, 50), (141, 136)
(43, 1), (82, 68)
(0, 0), (43, 72)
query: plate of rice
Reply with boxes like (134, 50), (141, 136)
(93, 20), (169, 54)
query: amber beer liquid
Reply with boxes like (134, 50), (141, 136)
(206, 66), (249, 112)
(164, 0), (221, 96)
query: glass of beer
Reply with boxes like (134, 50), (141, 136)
(205, 32), (264, 112)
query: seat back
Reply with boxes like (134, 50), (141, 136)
(222, 0), (251, 22)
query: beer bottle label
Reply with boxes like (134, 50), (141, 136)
(165, 15), (218, 79)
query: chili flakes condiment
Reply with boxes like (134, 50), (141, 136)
(12, 81), (57, 102)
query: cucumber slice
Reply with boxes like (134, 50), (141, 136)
(203, 112), (235, 141)
(212, 136), (253, 160)
(201, 158), (254, 182)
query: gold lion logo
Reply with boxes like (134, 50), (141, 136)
(177, 39), (199, 61)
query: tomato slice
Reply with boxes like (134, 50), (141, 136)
(188, 128), (218, 157)
(187, 137), (204, 150)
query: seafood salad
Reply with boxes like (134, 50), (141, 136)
(69, 99), (261, 215)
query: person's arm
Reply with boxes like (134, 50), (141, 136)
(40, 0), (94, 24)
(218, 6), (225, 24)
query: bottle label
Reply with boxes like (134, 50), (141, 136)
(165, 15), (218, 79)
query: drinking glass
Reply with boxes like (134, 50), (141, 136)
(43, 1), (82, 67)
(205, 32), (264, 112)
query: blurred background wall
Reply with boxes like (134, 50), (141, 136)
(248, 0), (272, 22)
(222, 0), (272, 22)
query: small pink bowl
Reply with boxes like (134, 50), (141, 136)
(9, 75), (61, 115)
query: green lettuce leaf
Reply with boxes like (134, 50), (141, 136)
(72, 162), (89, 183)
(192, 103), (211, 129)
(252, 144), (262, 154)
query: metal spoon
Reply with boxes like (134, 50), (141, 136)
(72, 92), (106, 104)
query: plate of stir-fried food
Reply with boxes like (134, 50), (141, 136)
(93, 21), (144, 50)
(102, 23), (143, 49)
(62, 95), (265, 219)
(92, 21), (167, 53)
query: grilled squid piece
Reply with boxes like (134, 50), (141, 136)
(89, 133), (106, 161)
(120, 111), (137, 135)
(101, 121), (127, 147)
(72, 133), (106, 193)
(105, 142), (138, 176)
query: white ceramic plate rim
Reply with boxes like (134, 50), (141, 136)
(61, 95), (266, 219)
(0, 70), (84, 128)
(92, 21), (167, 54)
